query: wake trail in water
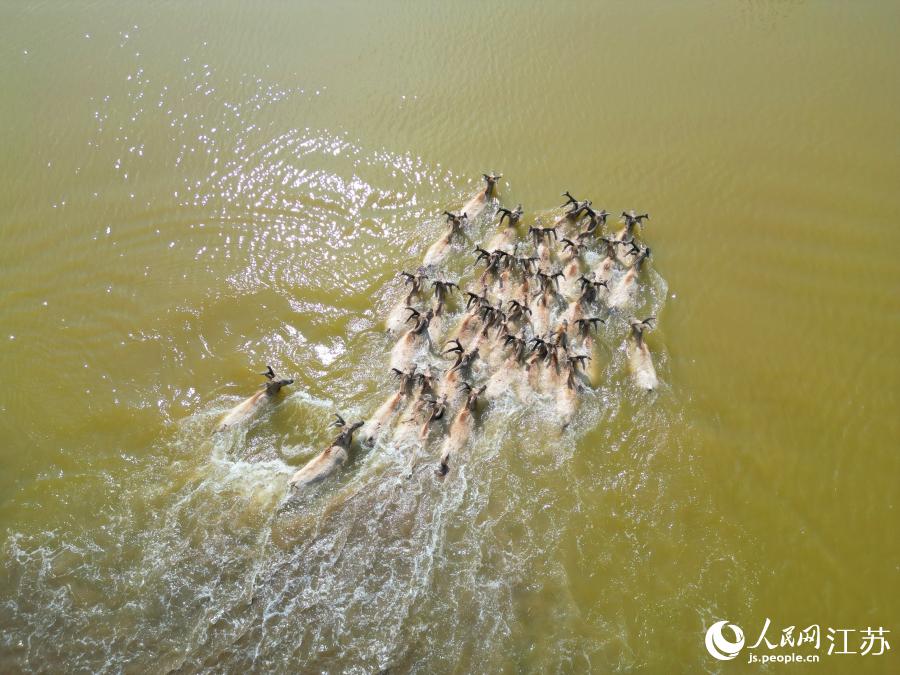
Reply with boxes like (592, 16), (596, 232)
(1, 70), (757, 672)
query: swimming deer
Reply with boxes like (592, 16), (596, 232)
(216, 366), (293, 433)
(424, 212), (468, 266)
(626, 317), (658, 391)
(436, 383), (485, 478)
(461, 173), (502, 220)
(288, 414), (364, 489)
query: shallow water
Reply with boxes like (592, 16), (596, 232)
(1, 1), (898, 672)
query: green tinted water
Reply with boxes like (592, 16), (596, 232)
(1, 1), (898, 672)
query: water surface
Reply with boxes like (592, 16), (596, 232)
(1, 1), (898, 672)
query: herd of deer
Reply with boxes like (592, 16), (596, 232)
(215, 174), (661, 494)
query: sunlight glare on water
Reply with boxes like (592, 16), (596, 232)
(1, 1), (898, 673)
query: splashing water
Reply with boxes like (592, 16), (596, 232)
(2, 60), (750, 674)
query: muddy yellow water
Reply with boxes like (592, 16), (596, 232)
(2, 1), (898, 673)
